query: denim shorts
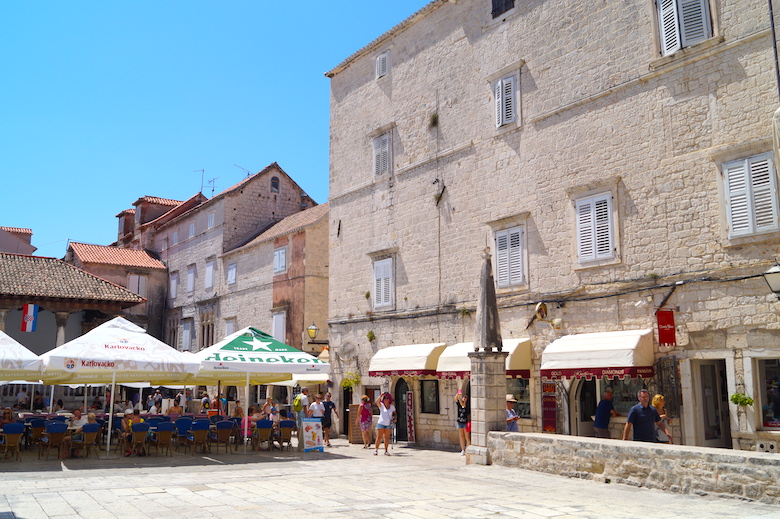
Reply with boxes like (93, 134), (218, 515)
(456, 422), (467, 429)
(377, 423), (393, 430)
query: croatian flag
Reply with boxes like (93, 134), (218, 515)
(21, 304), (38, 332)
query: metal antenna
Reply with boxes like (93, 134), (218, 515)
(194, 169), (205, 193)
(207, 177), (220, 196)
(233, 164), (252, 178)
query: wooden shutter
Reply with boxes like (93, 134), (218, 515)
(374, 133), (390, 175)
(495, 76), (516, 128)
(658, 0), (681, 56)
(376, 53), (389, 78)
(725, 153), (778, 237)
(679, 0), (710, 48)
(374, 258), (393, 307)
(576, 193), (614, 262)
(495, 227), (524, 287)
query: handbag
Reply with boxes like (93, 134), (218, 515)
(465, 421), (471, 433)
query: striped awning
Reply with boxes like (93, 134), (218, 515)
(436, 338), (532, 379)
(368, 343), (447, 377)
(540, 329), (655, 380)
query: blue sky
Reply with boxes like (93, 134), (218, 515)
(0, 1), (429, 258)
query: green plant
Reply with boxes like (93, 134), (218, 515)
(367, 330), (376, 342)
(730, 393), (754, 407)
(648, 272), (659, 279)
(341, 372), (361, 390)
(365, 291), (371, 300)
(429, 112), (439, 128)
(460, 307), (472, 318)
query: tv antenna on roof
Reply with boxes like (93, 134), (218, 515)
(233, 164), (252, 178)
(195, 169), (219, 196)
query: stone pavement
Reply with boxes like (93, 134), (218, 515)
(0, 439), (778, 518)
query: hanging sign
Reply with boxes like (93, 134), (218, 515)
(656, 309), (676, 348)
(406, 391), (416, 443)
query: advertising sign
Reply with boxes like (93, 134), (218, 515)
(656, 309), (677, 347)
(542, 382), (557, 433)
(302, 417), (323, 452)
(406, 391), (415, 443)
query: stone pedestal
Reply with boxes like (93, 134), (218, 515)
(466, 350), (508, 465)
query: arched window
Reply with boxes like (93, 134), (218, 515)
(271, 176), (280, 193)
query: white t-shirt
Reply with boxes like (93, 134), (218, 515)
(309, 401), (325, 418)
(378, 403), (396, 426)
(149, 405), (158, 415)
(71, 416), (89, 428)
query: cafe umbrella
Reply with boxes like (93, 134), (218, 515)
(0, 329), (42, 382)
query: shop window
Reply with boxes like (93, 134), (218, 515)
(506, 378), (530, 418)
(758, 358), (780, 429)
(365, 386), (381, 415)
(420, 379), (439, 413)
(602, 377), (647, 415)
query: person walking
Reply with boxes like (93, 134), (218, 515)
(622, 389), (673, 443)
(322, 392), (339, 447)
(652, 394), (672, 443)
(455, 389), (470, 455)
(506, 394), (520, 432)
(374, 393), (396, 456)
(355, 395), (373, 449)
(593, 389), (620, 438)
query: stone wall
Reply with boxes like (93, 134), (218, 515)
(487, 432), (780, 504)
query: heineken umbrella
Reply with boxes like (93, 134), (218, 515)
(0, 330), (42, 381)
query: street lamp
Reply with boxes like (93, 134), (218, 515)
(762, 264), (780, 299)
(307, 322), (319, 340)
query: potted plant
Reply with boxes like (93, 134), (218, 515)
(341, 372), (361, 391)
(730, 393), (754, 407)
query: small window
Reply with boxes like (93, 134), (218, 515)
(658, 0), (712, 57)
(227, 262), (237, 285)
(272, 312), (286, 343)
(373, 258), (394, 309)
(224, 319), (236, 337)
(495, 226), (524, 287)
(494, 74), (517, 128)
(492, 0), (515, 18)
(376, 51), (389, 79)
(188, 223), (195, 238)
(723, 152), (779, 238)
(420, 380), (439, 414)
(271, 176), (280, 193)
(758, 359), (780, 429)
(169, 272), (178, 299)
(172, 230), (179, 245)
(127, 274), (148, 298)
(575, 192), (614, 263)
(274, 247), (287, 273)
(187, 264), (196, 293)
(207, 213), (215, 229)
(205, 260), (215, 289)
(373, 132), (391, 176)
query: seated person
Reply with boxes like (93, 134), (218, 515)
(62, 411), (96, 458)
(122, 409), (144, 457)
(0, 408), (13, 427)
(91, 397), (102, 410)
(166, 400), (184, 416)
(32, 391), (45, 411)
(52, 399), (64, 412)
(232, 400), (244, 419)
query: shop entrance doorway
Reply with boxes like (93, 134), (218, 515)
(394, 378), (409, 441)
(571, 378), (597, 437)
(695, 360), (731, 448)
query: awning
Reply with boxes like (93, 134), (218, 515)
(436, 338), (532, 379)
(368, 343), (446, 377)
(540, 329), (655, 380)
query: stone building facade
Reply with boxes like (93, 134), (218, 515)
(326, 0), (780, 450)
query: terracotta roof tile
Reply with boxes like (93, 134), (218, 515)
(0, 253), (145, 304)
(0, 227), (33, 235)
(69, 243), (166, 270)
(134, 196), (182, 207)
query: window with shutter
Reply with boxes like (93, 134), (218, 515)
(495, 226), (525, 287)
(187, 265), (196, 293)
(492, 0), (515, 18)
(181, 321), (192, 351)
(724, 153), (779, 238)
(205, 260), (214, 289)
(274, 247), (287, 273)
(373, 133), (391, 175)
(373, 258), (394, 309)
(128, 274), (148, 298)
(658, 0), (711, 56)
(227, 263), (237, 285)
(376, 52), (389, 79)
(494, 74), (517, 128)
(272, 312), (286, 343)
(576, 193), (614, 262)
(170, 272), (178, 299)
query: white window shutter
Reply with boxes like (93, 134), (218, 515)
(503, 75), (515, 125)
(374, 134), (390, 175)
(495, 227), (524, 287)
(376, 53), (388, 78)
(576, 194), (614, 262)
(659, 0), (681, 56)
(679, 0), (710, 48)
(373, 258), (393, 307)
(576, 199), (595, 261)
(137, 274), (147, 298)
(495, 81), (503, 128)
(496, 232), (509, 286)
(749, 155), (778, 232)
(205, 261), (214, 289)
(594, 197), (613, 258)
(170, 273), (178, 299)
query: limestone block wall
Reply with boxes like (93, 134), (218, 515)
(489, 432), (780, 504)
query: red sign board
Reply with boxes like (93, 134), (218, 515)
(405, 391), (415, 443)
(656, 308), (676, 347)
(542, 384), (557, 433)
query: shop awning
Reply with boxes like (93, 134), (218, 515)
(368, 343), (447, 377)
(540, 329), (655, 380)
(436, 338), (532, 379)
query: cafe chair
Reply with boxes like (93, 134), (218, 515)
(209, 415), (225, 424)
(130, 422), (151, 457)
(0, 422), (25, 462)
(26, 418), (45, 450)
(38, 422), (68, 460)
(174, 417), (193, 452)
(252, 419), (274, 451)
(186, 420), (210, 456)
(70, 423), (101, 459)
(148, 421), (175, 457)
(277, 420), (296, 451)
(209, 420), (234, 454)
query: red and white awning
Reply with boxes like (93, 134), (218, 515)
(540, 329), (655, 380)
(436, 338), (532, 379)
(368, 343), (446, 377)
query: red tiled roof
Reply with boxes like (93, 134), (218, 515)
(233, 203), (329, 252)
(0, 227), (33, 235)
(134, 196), (182, 207)
(69, 243), (166, 270)
(0, 253), (145, 304)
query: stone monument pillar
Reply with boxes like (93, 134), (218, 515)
(466, 248), (508, 465)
